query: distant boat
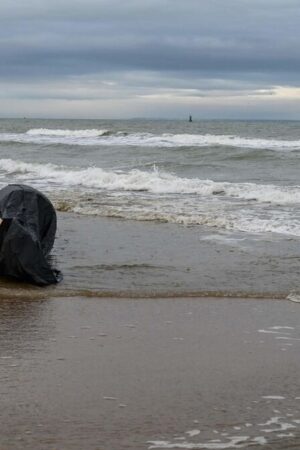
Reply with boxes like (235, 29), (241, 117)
(189, 115), (192, 122)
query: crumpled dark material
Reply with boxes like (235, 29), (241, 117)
(0, 184), (62, 286)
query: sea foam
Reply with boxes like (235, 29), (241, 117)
(0, 129), (300, 149)
(0, 158), (300, 205)
(26, 128), (109, 137)
(1, 158), (300, 235)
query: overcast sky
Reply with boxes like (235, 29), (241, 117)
(1, 0), (300, 119)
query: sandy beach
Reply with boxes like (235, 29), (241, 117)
(0, 295), (300, 449)
(0, 120), (300, 449)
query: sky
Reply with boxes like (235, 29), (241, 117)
(1, 0), (300, 119)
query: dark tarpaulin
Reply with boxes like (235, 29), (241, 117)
(0, 184), (62, 286)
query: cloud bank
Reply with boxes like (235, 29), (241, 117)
(0, 0), (299, 118)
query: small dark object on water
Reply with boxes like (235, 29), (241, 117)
(189, 115), (192, 122)
(0, 184), (62, 286)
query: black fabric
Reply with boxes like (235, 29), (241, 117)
(0, 184), (62, 285)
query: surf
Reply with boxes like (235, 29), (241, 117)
(0, 129), (300, 150)
(0, 158), (300, 204)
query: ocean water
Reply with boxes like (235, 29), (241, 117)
(0, 118), (300, 297)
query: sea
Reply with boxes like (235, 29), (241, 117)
(0, 118), (300, 298)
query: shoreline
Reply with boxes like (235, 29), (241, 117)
(0, 282), (292, 300)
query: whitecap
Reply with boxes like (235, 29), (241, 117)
(26, 128), (109, 137)
(0, 130), (300, 150)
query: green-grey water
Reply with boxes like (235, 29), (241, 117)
(0, 118), (299, 297)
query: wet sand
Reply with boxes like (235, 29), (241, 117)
(0, 296), (300, 449)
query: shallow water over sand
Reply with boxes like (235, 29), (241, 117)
(52, 213), (300, 297)
(0, 212), (298, 299)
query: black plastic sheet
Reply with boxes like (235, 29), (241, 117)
(0, 184), (62, 285)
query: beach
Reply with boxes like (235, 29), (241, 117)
(0, 119), (300, 449)
(2, 0), (300, 446)
(1, 295), (300, 450)
(1, 119), (300, 301)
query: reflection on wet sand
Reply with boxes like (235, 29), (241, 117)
(0, 296), (300, 449)
(0, 296), (54, 357)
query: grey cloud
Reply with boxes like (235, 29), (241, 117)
(1, 41), (300, 84)
(0, 0), (300, 117)
(0, 4), (300, 82)
(0, 75), (275, 101)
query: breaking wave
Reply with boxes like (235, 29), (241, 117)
(1, 157), (300, 236)
(0, 158), (300, 205)
(0, 129), (299, 149)
(26, 128), (110, 137)
(70, 203), (300, 237)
